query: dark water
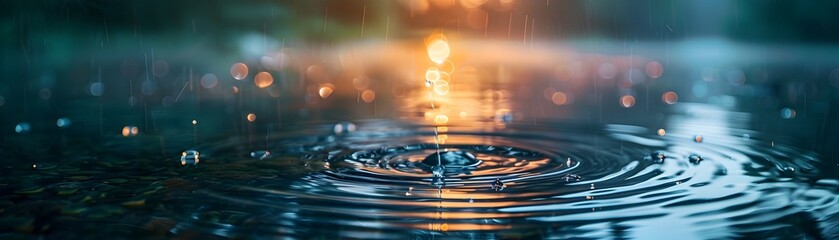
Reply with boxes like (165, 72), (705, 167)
(2, 100), (838, 239)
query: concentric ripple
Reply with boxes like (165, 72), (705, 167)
(189, 118), (839, 239)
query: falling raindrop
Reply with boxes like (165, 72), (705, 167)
(121, 126), (139, 137)
(781, 108), (796, 119)
(361, 90), (376, 103)
(247, 113), (256, 122)
(620, 95), (635, 108)
(89, 82), (105, 96)
(230, 63), (249, 80)
(657, 129), (666, 136)
(200, 73), (218, 89)
(15, 122), (31, 134)
(56, 118), (71, 128)
(662, 91), (678, 104)
(180, 150), (200, 166)
(694, 135), (704, 143)
(254, 72), (274, 88)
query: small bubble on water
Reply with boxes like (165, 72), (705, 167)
(590, 183), (595, 190)
(250, 150), (271, 160)
(492, 178), (506, 191)
(180, 150), (200, 166)
(694, 135), (703, 143)
(688, 154), (703, 164)
(15, 122), (31, 134)
(333, 121), (357, 134)
(742, 134), (751, 139)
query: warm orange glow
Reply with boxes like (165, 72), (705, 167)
(620, 95), (636, 108)
(551, 92), (567, 105)
(247, 113), (256, 122)
(426, 34), (450, 64)
(434, 115), (449, 124)
(662, 91), (678, 104)
(122, 126), (131, 137)
(230, 63), (248, 80)
(254, 72), (274, 88)
(433, 80), (450, 95)
(361, 89), (376, 103)
(352, 76), (370, 91)
(645, 61), (664, 79)
(319, 84), (335, 98)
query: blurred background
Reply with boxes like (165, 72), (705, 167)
(1, 0), (838, 159)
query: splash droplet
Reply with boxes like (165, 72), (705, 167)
(121, 125), (139, 137)
(247, 113), (256, 122)
(492, 178), (506, 191)
(688, 154), (703, 164)
(694, 135), (704, 143)
(562, 174), (582, 182)
(431, 165), (446, 178)
(657, 128), (666, 136)
(254, 72), (274, 88)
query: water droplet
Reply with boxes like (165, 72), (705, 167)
(250, 150), (271, 160)
(620, 95), (635, 108)
(657, 128), (666, 136)
(586, 195), (594, 200)
(423, 151), (480, 167)
(180, 150), (200, 166)
(254, 72), (274, 88)
(230, 63), (249, 80)
(562, 174), (582, 182)
(426, 35), (450, 64)
(247, 113), (256, 122)
(778, 165), (796, 176)
(56, 118), (71, 128)
(192, 119), (197, 125)
(566, 157), (573, 167)
(361, 89), (376, 103)
(590, 184), (596, 190)
(648, 151), (666, 163)
(121, 126), (139, 137)
(405, 187), (414, 196)
(742, 134), (751, 139)
(318, 84), (335, 98)
(468, 198), (474, 203)
(662, 91), (678, 104)
(200, 73), (218, 89)
(688, 154), (703, 164)
(492, 178), (505, 191)
(14, 122), (31, 134)
(645, 61), (664, 78)
(781, 107), (796, 119)
(89, 82), (104, 96)
(694, 135), (704, 143)
(431, 164), (446, 178)
(333, 121), (357, 135)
